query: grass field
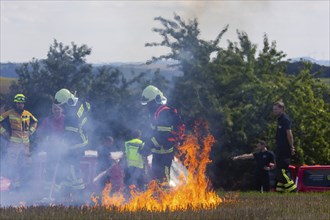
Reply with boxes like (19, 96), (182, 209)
(320, 77), (330, 87)
(0, 77), (17, 94)
(1, 192), (329, 220)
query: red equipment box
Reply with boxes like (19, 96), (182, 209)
(296, 165), (330, 192)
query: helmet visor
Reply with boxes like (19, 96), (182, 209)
(14, 94), (26, 103)
(160, 96), (167, 105)
(14, 98), (25, 103)
(68, 97), (79, 106)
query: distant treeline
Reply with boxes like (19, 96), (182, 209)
(1, 60), (329, 79)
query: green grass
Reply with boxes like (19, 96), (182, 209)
(1, 192), (329, 220)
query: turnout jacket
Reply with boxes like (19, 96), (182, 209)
(0, 108), (38, 144)
(63, 100), (90, 150)
(143, 105), (185, 155)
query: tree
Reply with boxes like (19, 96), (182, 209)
(146, 14), (229, 126)
(266, 64), (330, 165)
(11, 39), (93, 119)
(8, 39), (160, 148)
(147, 14), (330, 190)
(43, 39), (93, 96)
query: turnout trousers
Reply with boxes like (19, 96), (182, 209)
(3, 142), (31, 189)
(151, 152), (174, 184)
(275, 157), (297, 192)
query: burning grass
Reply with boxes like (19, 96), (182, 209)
(91, 121), (223, 211)
(1, 192), (329, 220)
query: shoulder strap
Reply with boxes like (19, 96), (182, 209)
(154, 105), (170, 120)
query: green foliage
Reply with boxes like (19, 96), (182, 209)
(43, 39), (93, 96)
(147, 14), (330, 189)
(276, 66), (330, 164)
(9, 40), (93, 118)
(7, 39), (160, 146)
(146, 14), (229, 126)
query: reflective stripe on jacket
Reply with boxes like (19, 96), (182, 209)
(64, 101), (90, 150)
(0, 109), (38, 144)
(148, 105), (184, 154)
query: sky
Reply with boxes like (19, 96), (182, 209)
(1, 1), (329, 64)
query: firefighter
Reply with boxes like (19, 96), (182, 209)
(125, 129), (147, 191)
(53, 88), (91, 204)
(272, 101), (297, 193)
(0, 93), (38, 190)
(139, 85), (185, 185)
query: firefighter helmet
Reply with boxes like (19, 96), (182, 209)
(141, 85), (167, 105)
(55, 88), (78, 106)
(13, 94), (26, 103)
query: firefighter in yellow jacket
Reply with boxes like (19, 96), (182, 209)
(0, 94), (38, 189)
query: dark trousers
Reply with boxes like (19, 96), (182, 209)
(255, 170), (270, 192)
(151, 152), (174, 183)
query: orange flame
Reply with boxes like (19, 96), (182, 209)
(93, 120), (222, 211)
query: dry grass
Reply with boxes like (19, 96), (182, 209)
(0, 77), (16, 94)
(1, 192), (329, 220)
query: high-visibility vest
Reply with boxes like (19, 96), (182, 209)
(125, 138), (144, 169)
(0, 109), (38, 144)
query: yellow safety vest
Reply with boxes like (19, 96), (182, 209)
(125, 138), (144, 169)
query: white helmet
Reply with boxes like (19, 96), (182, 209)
(54, 88), (78, 106)
(141, 85), (167, 105)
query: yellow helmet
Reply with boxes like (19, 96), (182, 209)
(54, 88), (78, 106)
(13, 94), (26, 103)
(141, 85), (167, 105)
